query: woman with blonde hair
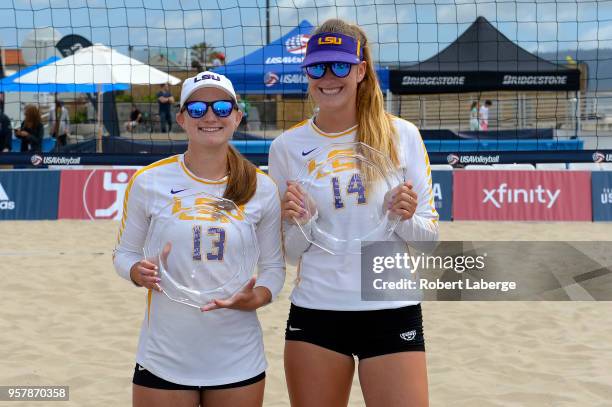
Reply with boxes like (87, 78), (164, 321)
(268, 19), (438, 407)
(15, 104), (44, 152)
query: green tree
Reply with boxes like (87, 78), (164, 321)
(191, 42), (212, 71)
(190, 42), (225, 70)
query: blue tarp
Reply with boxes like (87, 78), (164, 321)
(424, 139), (583, 152)
(0, 56), (129, 93)
(45, 137), (581, 156)
(213, 20), (389, 94)
(12, 137), (57, 153)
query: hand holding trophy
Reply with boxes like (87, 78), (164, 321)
(292, 141), (405, 255)
(281, 181), (318, 225)
(384, 181), (419, 221)
(143, 191), (259, 309)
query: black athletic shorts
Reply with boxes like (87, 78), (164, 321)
(285, 303), (425, 360)
(133, 364), (265, 391)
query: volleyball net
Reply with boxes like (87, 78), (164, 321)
(0, 0), (611, 166)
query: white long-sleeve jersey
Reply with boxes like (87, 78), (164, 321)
(268, 117), (438, 311)
(113, 153), (285, 386)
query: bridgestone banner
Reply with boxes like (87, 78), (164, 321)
(390, 71), (581, 94)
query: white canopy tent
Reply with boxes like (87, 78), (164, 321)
(16, 43), (181, 151)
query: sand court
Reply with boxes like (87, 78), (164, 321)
(0, 220), (611, 406)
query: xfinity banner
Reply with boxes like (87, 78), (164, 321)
(361, 241), (612, 301)
(390, 70), (580, 94)
(453, 170), (592, 221)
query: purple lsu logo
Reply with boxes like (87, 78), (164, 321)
(194, 74), (221, 83)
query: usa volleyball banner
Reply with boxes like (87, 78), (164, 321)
(58, 169), (138, 220)
(453, 170), (592, 221)
(591, 171), (612, 221)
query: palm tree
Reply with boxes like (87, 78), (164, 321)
(191, 42), (211, 71)
(190, 42), (226, 70)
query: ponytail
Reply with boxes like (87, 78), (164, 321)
(223, 144), (257, 206)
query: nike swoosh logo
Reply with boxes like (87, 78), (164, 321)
(302, 148), (317, 156)
(170, 188), (188, 194)
(137, 365), (146, 371)
(288, 325), (302, 331)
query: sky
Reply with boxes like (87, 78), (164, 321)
(1, 0), (611, 66)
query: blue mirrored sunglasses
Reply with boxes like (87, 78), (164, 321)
(304, 62), (352, 79)
(183, 100), (236, 118)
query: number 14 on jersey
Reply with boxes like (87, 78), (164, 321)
(332, 173), (366, 209)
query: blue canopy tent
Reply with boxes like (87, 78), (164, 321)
(213, 20), (389, 94)
(0, 56), (129, 93)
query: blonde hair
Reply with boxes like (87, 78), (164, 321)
(312, 19), (399, 176)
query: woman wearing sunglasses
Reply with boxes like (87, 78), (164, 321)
(114, 72), (285, 407)
(268, 19), (438, 407)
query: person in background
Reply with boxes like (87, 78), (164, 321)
(479, 100), (492, 131)
(125, 104), (143, 132)
(0, 109), (12, 152)
(49, 100), (70, 148)
(236, 94), (250, 131)
(469, 101), (480, 131)
(157, 83), (175, 132)
(15, 104), (43, 152)
(0, 92), (5, 113)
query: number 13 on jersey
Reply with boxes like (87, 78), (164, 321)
(193, 226), (225, 261)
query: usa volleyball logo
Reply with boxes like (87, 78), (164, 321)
(285, 34), (310, 54)
(593, 151), (605, 163)
(447, 153), (460, 166)
(31, 154), (43, 166)
(264, 71), (279, 87)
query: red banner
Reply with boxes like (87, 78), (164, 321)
(58, 169), (137, 220)
(453, 170), (592, 221)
